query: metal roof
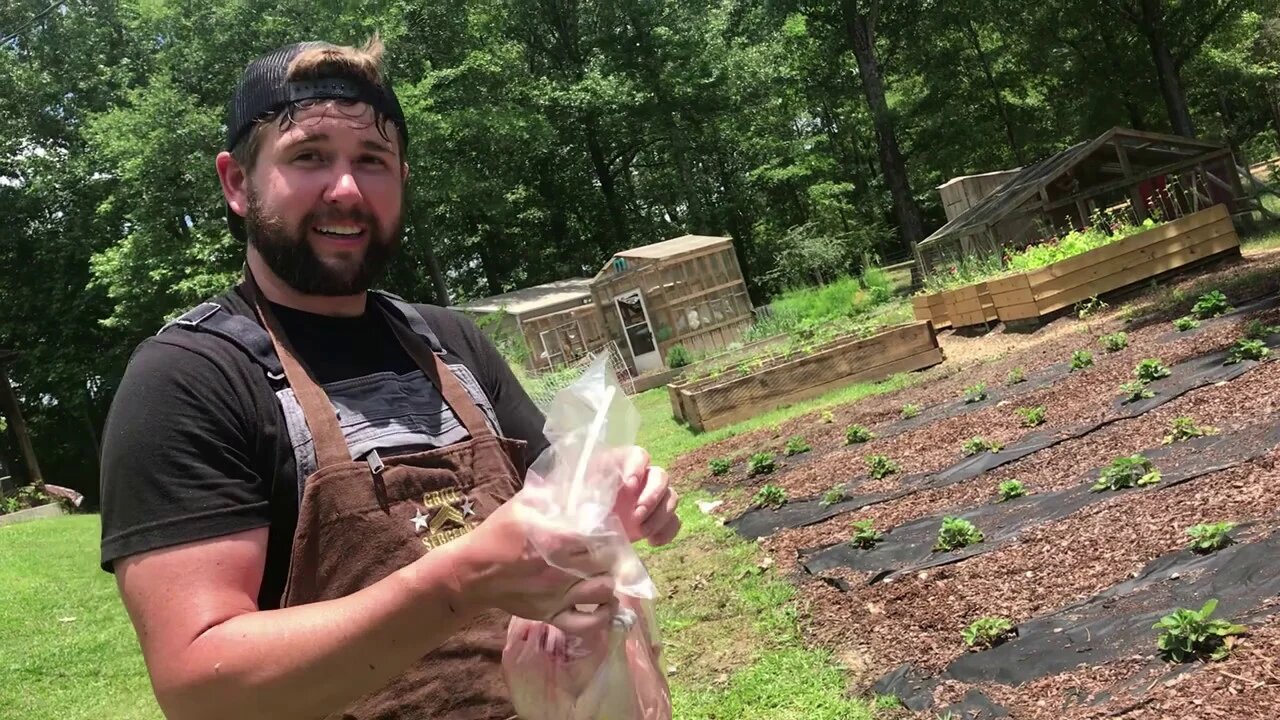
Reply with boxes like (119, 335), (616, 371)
(614, 235), (730, 260)
(449, 278), (593, 317)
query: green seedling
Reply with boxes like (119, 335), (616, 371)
(708, 458), (731, 476)
(784, 436), (811, 456)
(1006, 367), (1026, 385)
(1225, 338), (1270, 365)
(1191, 290), (1232, 319)
(1120, 380), (1155, 403)
(866, 454), (899, 479)
(1173, 315), (1200, 332)
(872, 694), (901, 710)
(1091, 454), (1161, 492)
(1163, 416), (1216, 444)
(1134, 358), (1171, 383)
(820, 410), (835, 424)
(964, 382), (988, 403)
(996, 480), (1027, 503)
(1245, 319), (1280, 340)
(747, 452), (776, 477)
(962, 616), (1016, 649)
(900, 403), (921, 419)
(1070, 350), (1094, 371)
(1154, 598), (1246, 663)
(962, 437), (1003, 457)
(846, 424), (874, 444)
(849, 519), (884, 549)
(934, 516), (984, 552)
(753, 483), (786, 508)
(1100, 332), (1129, 353)
(1016, 405), (1046, 427)
(1186, 522), (1237, 553)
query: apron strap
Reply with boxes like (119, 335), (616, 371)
(376, 297), (497, 442)
(243, 270), (353, 469)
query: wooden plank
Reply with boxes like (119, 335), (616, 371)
(1031, 220), (1236, 302)
(985, 274), (1031, 295)
(1043, 151), (1233, 215)
(1027, 204), (1228, 284)
(996, 300), (1042, 322)
(988, 285), (1034, 307)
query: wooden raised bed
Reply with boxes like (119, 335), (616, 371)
(911, 291), (951, 330)
(669, 321), (944, 432)
(942, 282), (998, 329)
(987, 204), (1241, 323)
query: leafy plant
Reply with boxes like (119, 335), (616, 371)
(747, 452), (776, 477)
(996, 480), (1027, 503)
(708, 458), (731, 476)
(1225, 338), (1270, 365)
(1154, 599), (1246, 663)
(1163, 416), (1216, 444)
(665, 344), (692, 369)
(872, 694), (901, 710)
(1134, 358), (1171, 383)
(1075, 296), (1108, 320)
(963, 382), (988, 403)
(1191, 290), (1232, 319)
(934, 517), (984, 551)
(866, 455), (899, 479)
(820, 486), (844, 507)
(784, 436), (811, 456)
(1070, 350), (1094, 371)
(1186, 522), (1237, 553)
(900, 403), (920, 419)
(845, 425), (874, 444)
(753, 483), (786, 508)
(1006, 367), (1026, 385)
(962, 616), (1015, 649)
(849, 519), (884, 548)
(1091, 455), (1161, 492)
(1100, 332), (1129, 353)
(1016, 405), (1046, 427)
(1245, 319), (1280, 340)
(820, 410), (835, 424)
(1120, 380), (1155, 403)
(962, 437), (1003, 456)
(1173, 316), (1200, 332)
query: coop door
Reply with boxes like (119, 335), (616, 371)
(613, 290), (662, 373)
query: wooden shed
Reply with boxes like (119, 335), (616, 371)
(590, 235), (753, 375)
(450, 279), (608, 372)
(916, 128), (1249, 275)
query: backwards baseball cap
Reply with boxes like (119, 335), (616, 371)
(223, 40), (410, 240)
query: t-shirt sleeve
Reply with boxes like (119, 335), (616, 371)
(99, 338), (273, 572)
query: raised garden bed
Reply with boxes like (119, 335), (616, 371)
(942, 282), (997, 329)
(988, 203), (1241, 324)
(911, 291), (951, 330)
(669, 321), (944, 432)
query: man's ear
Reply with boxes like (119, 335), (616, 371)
(216, 152), (250, 220)
(401, 160), (411, 183)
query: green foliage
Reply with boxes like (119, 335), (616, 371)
(849, 519), (884, 549)
(872, 694), (901, 710)
(900, 403), (920, 419)
(1163, 416), (1216, 444)
(1070, 350), (1094, 371)
(1225, 338), (1271, 364)
(1091, 455), (1161, 492)
(747, 452), (776, 478)
(1074, 295), (1110, 321)
(1100, 332), (1129, 353)
(934, 517), (984, 552)
(1120, 380), (1156, 403)
(962, 617), (1015, 649)
(1008, 217), (1158, 275)
(1154, 599), (1246, 663)
(666, 345), (693, 369)
(1134, 358), (1172, 383)
(820, 486), (845, 507)
(820, 410), (835, 424)
(1186, 522), (1237, 553)
(1245, 319), (1280, 340)
(963, 382), (988, 404)
(708, 458), (732, 476)
(1016, 405), (1046, 427)
(1191, 290), (1233, 319)
(784, 436), (811, 456)
(845, 425), (875, 444)
(1173, 316), (1201, 332)
(1006, 367), (1026, 385)
(962, 437), (1003, 457)
(996, 480), (1027, 503)
(753, 483), (786, 508)
(865, 455), (899, 480)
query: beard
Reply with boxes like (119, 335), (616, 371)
(244, 185), (401, 296)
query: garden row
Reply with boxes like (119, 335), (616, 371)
(688, 283), (1280, 717)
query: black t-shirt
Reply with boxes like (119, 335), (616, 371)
(98, 284), (550, 609)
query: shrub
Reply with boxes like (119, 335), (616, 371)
(1006, 367), (1026, 385)
(1091, 455), (1161, 492)
(849, 519), (884, 548)
(1120, 380), (1155, 403)
(900, 403), (921, 419)
(708, 458), (731, 476)
(1134, 358), (1171, 383)
(1154, 599), (1246, 663)
(665, 345), (693, 368)
(747, 452), (776, 477)
(1100, 332), (1129, 353)
(1191, 290), (1232, 319)
(866, 455), (899, 479)
(1225, 338), (1270, 365)
(846, 425), (875, 444)
(996, 480), (1027, 503)
(1173, 316), (1200, 332)
(963, 617), (1015, 649)
(962, 437), (1003, 457)
(934, 517), (984, 551)
(785, 436), (811, 456)
(1070, 350), (1094, 371)
(1016, 405), (1046, 427)
(1186, 522), (1237, 553)
(753, 483), (786, 508)
(964, 382), (988, 403)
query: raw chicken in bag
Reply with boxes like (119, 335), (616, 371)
(501, 355), (673, 720)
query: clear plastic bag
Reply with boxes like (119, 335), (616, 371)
(501, 354), (673, 720)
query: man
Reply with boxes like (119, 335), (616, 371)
(98, 36), (680, 720)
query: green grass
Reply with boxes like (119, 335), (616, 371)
(0, 515), (161, 720)
(1242, 225), (1280, 251)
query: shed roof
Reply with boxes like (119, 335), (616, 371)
(919, 127), (1228, 249)
(614, 234), (730, 260)
(450, 278), (593, 317)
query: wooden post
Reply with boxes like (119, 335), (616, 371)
(0, 362), (44, 489)
(1115, 141), (1148, 221)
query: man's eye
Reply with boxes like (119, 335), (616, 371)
(361, 155), (389, 167)
(294, 151), (322, 163)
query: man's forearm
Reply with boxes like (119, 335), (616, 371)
(153, 546), (477, 720)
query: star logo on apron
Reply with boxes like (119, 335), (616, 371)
(415, 488), (476, 550)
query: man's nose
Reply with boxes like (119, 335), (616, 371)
(323, 164), (364, 206)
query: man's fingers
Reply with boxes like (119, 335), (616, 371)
(633, 466), (669, 524)
(550, 596), (619, 636)
(640, 487), (679, 538)
(645, 514), (681, 547)
(619, 447), (651, 494)
(564, 574), (617, 608)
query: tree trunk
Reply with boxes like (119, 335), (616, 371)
(423, 241), (451, 307)
(963, 19), (1023, 165)
(671, 118), (706, 234)
(1140, 0), (1197, 136)
(0, 367), (43, 489)
(478, 228), (505, 297)
(843, 4), (926, 250)
(1269, 85), (1280, 143)
(583, 118), (630, 249)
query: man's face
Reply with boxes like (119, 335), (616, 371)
(241, 100), (406, 296)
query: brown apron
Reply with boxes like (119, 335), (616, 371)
(247, 274), (527, 719)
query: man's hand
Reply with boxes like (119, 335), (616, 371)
(612, 447), (681, 547)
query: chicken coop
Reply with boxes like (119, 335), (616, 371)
(450, 278), (607, 372)
(590, 235), (754, 375)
